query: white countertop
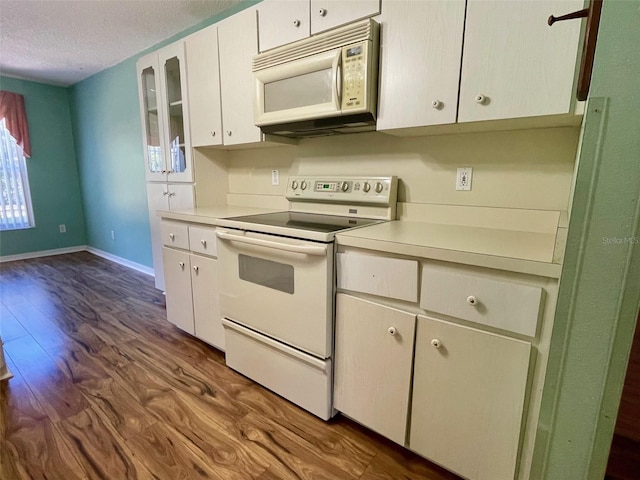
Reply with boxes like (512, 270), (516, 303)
(157, 206), (281, 225)
(158, 207), (562, 278)
(337, 220), (562, 278)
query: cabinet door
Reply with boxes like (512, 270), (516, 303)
(166, 183), (195, 211)
(258, 0), (310, 52)
(158, 42), (193, 182)
(311, 0), (380, 35)
(137, 52), (167, 182)
(163, 247), (195, 334)
(377, 0), (465, 130)
(410, 315), (531, 480)
(458, 0), (583, 123)
(191, 254), (224, 350)
(185, 25), (223, 147)
(334, 294), (415, 445)
(218, 8), (263, 146)
(146, 183), (170, 290)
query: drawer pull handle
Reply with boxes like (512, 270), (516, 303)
(169, 233), (175, 240)
(179, 262), (185, 269)
(387, 327), (397, 336)
(431, 339), (442, 349)
(200, 239), (207, 247)
(467, 295), (478, 306)
(193, 265), (199, 273)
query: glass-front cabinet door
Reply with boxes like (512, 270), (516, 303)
(159, 42), (192, 182)
(136, 42), (192, 183)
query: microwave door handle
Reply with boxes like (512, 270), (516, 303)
(332, 50), (342, 108)
(216, 230), (328, 256)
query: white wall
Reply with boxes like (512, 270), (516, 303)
(194, 127), (580, 216)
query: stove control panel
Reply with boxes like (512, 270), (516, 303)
(286, 176), (398, 205)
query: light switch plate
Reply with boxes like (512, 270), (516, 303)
(271, 169), (279, 186)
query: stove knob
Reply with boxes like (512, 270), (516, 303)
(341, 182), (349, 192)
(301, 181), (307, 190)
(291, 180), (298, 190)
(375, 182), (384, 193)
(363, 182), (371, 193)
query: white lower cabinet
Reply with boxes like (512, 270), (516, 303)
(334, 293), (416, 445)
(161, 221), (224, 350)
(162, 247), (195, 334)
(190, 254), (223, 349)
(410, 314), (531, 480)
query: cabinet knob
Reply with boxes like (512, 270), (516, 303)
(168, 192), (175, 197)
(163, 191), (169, 196)
(193, 265), (199, 273)
(431, 339), (442, 349)
(211, 131), (216, 137)
(200, 239), (207, 247)
(467, 295), (478, 306)
(293, 19), (301, 27)
(475, 94), (488, 105)
(169, 233), (175, 240)
(318, 8), (327, 16)
(179, 261), (185, 269)
(227, 130), (232, 136)
(387, 326), (397, 336)
(167, 169), (173, 174)
(431, 100), (443, 109)
(161, 169), (167, 174)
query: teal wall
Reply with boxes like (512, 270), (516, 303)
(534, 1), (640, 478)
(0, 76), (86, 256)
(69, 0), (260, 268)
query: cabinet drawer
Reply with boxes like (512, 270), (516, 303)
(420, 264), (542, 337)
(337, 253), (419, 302)
(161, 221), (189, 249)
(188, 225), (218, 257)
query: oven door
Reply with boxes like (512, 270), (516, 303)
(216, 228), (333, 358)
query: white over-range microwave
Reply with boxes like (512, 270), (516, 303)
(253, 19), (380, 138)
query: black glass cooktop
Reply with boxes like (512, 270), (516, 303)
(224, 211), (382, 233)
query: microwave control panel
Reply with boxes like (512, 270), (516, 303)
(342, 42), (367, 111)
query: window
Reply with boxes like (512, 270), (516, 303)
(0, 118), (34, 230)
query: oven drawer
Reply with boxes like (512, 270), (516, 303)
(337, 252), (419, 302)
(188, 225), (218, 257)
(222, 319), (333, 420)
(161, 221), (189, 249)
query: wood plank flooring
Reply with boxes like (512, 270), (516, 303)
(0, 252), (460, 480)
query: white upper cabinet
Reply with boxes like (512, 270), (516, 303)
(257, 0), (380, 52)
(458, 0), (584, 123)
(377, 0), (466, 130)
(218, 8), (263, 146)
(311, 0), (380, 35)
(258, 0), (310, 52)
(185, 25), (223, 147)
(137, 42), (193, 182)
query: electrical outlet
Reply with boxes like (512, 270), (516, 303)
(271, 169), (279, 186)
(456, 167), (473, 191)
(111, 230), (115, 240)
(59, 224), (66, 233)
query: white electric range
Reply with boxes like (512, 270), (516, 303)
(215, 176), (397, 419)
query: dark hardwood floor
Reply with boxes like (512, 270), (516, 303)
(0, 252), (460, 480)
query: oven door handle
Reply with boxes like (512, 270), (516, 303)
(216, 230), (327, 256)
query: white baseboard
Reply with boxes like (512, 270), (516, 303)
(0, 245), (87, 263)
(0, 245), (155, 278)
(86, 247), (155, 277)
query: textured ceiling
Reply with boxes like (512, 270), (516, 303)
(0, 0), (243, 87)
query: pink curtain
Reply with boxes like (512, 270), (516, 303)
(0, 91), (31, 158)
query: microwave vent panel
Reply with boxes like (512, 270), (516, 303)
(253, 19), (377, 71)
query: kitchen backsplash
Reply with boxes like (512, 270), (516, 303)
(194, 126), (580, 215)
